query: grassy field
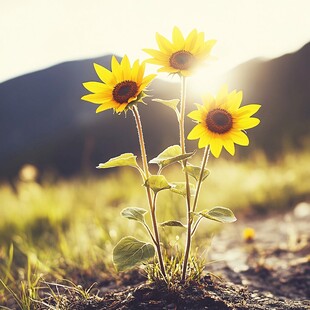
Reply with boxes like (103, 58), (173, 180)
(0, 149), (309, 308)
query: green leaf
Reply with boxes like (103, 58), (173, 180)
(97, 153), (138, 169)
(152, 98), (179, 111)
(144, 175), (171, 193)
(169, 182), (196, 197)
(160, 220), (186, 228)
(199, 207), (237, 223)
(183, 165), (210, 182)
(113, 236), (155, 271)
(149, 145), (195, 169)
(121, 207), (147, 224)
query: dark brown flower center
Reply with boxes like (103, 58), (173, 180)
(169, 50), (194, 70)
(206, 109), (233, 134)
(112, 80), (138, 104)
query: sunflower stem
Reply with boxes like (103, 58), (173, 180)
(191, 215), (203, 237)
(192, 146), (211, 213)
(179, 76), (192, 282)
(179, 76), (187, 155)
(131, 105), (167, 280)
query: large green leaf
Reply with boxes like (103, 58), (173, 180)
(144, 175), (171, 193)
(113, 236), (155, 271)
(160, 220), (186, 228)
(97, 153), (138, 169)
(169, 182), (196, 197)
(149, 145), (195, 169)
(183, 165), (210, 182)
(199, 207), (237, 223)
(121, 207), (147, 224)
(152, 98), (179, 110)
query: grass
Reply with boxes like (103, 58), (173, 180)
(0, 149), (309, 308)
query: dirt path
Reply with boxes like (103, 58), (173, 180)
(34, 203), (310, 309)
(208, 202), (310, 301)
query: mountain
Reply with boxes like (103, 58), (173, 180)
(225, 42), (310, 155)
(0, 43), (309, 179)
(0, 55), (180, 179)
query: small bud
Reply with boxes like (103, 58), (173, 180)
(243, 227), (255, 242)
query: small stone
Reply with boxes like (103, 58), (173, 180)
(294, 202), (310, 218)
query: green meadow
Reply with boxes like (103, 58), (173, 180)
(0, 149), (309, 308)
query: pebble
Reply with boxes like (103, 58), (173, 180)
(293, 202), (310, 218)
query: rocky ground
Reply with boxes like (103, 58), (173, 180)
(34, 202), (310, 309)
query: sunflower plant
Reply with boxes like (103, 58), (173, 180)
(82, 26), (261, 283)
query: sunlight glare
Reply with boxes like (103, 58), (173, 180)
(189, 64), (227, 96)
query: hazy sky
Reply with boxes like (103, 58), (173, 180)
(1, 0), (310, 88)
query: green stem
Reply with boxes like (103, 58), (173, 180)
(191, 215), (203, 237)
(143, 222), (157, 245)
(179, 76), (192, 281)
(179, 76), (187, 155)
(131, 105), (167, 280)
(151, 193), (167, 278)
(192, 146), (211, 213)
(132, 106), (150, 179)
(190, 147), (211, 238)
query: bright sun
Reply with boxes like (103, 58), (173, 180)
(189, 64), (227, 96)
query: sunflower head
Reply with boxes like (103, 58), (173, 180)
(143, 26), (216, 77)
(187, 86), (261, 158)
(81, 55), (156, 114)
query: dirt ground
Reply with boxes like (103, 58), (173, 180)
(34, 202), (310, 309)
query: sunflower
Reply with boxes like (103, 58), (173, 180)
(81, 55), (156, 113)
(143, 26), (216, 76)
(187, 86), (261, 158)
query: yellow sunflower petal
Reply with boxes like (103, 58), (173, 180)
(82, 81), (110, 93)
(198, 132), (212, 147)
(216, 85), (229, 105)
(201, 93), (215, 108)
(235, 118), (260, 130)
(143, 48), (170, 61)
(156, 32), (174, 54)
(236, 104), (261, 118)
(191, 32), (205, 53)
(121, 55), (131, 80)
(131, 59), (140, 81)
(210, 138), (223, 158)
(188, 124), (206, 139)
(184, 29), (198, 51)
(81, 93), (110, 104)
(140, 74), (156, 91)
(180, 69), (193, 77)
(144, 58), (170, 66)
(96, 102), (119, 113)
(128, 96), (138, 104)
(187, 109), (203, 121)
(111, 56), (123, 82)
(157, 67), (178, 73)
(196, 39), (216, 55)
(230, 131), (249, 146)
(172, 26), (185, 50)
(115, 103), (128, 113)
(137, 61), (146, 84)
(229, 91), (243, 111)
(93, 63), (116, 85)
(223, 139), (235, 156)
(198, 137), (207, 148)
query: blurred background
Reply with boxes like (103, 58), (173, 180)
(0, 0), (309, 179)
(0, 0), (310, 305)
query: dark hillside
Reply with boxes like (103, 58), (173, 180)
(1, 43), (309, 178)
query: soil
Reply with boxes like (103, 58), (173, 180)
(13, 203), (310, 309)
